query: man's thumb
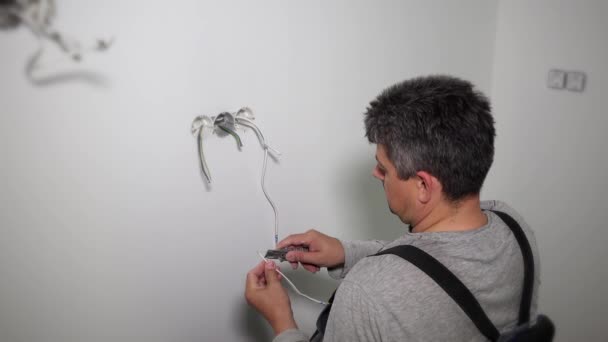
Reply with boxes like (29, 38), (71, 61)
(286, 250), (321, 266)
(264, 261), (279, 283)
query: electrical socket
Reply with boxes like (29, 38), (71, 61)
(566, 71), (586, 92)
(547, 69), (566, 89)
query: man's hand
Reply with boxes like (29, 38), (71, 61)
(277, 229), (345, 273)
(245, 261), (297, 335)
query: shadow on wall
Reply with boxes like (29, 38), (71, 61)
(24, 50), (109, 87)
(25, 69), (109, 87)
(334, 153), (406, 242)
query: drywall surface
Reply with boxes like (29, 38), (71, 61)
(0, 1), (498, 340)
(487, 1), (608, 340)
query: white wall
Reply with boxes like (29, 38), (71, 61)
(0, 1), (502, 341)
(486, 1), (608, 340)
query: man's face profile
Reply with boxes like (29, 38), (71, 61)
(372, 144), (418, 224)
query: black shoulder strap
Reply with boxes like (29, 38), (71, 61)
(488, 210), (534, 324)
(374, 245), (500, 341)
(311, 291), (336, 341)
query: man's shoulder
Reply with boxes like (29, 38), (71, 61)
(338, 253), (484, 339)
(481, 199), (539, 253)
(481, 200), (526, 224)
(344, 252), (445, 299)
(342, 203), (535, 305)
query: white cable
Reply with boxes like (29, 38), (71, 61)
(257, 251), (328, 306)
(220, 114), (327, 305)
(261, 147), (279, 246)
(236, 116), (280, 246)
(236, 117), (281, 157)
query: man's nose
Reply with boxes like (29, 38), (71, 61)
(372, 168), (382, 180)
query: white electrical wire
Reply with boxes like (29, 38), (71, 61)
(236, 116), (281, 246)
(257, 251), (328, 306)
(236, 117), (281, 155)
(191, 110), (281, 246)
(196, 111), (326, 305)
(261, 147), (279, 246)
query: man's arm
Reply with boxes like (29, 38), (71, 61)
(327, 240), (388, 279)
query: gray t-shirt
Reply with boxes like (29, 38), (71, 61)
(274, 200), (540, 342)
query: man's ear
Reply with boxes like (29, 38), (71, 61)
(415, 171), (439, 204)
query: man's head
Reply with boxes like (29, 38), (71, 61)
(365, 75), (495, 223)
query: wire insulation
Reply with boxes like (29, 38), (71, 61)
(257, 251), (328, 305)
(236, 117), (280, 246)
(261, 148), (279, 246)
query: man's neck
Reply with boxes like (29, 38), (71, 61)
(411, 196), (487, 233)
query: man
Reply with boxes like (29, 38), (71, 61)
(245, 75), (540, 341)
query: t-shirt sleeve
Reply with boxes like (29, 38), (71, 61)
(327, 240), (389, 279)
(273, 328), (309, 342)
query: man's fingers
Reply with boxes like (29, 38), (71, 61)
(277, 231), (314, 249)
(264, 261), (280, 284)
(286, 250), (322, 266)
(246, 271), (259, 289)
(302, 264), (320, 273)
(246, 261), (266, 289)
(250, 260), (266, 274)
